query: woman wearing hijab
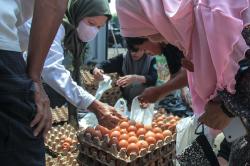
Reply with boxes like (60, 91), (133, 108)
(116, 0), (250, 164)
(93, 37), (158, 107)
(18, 0), (122, 129)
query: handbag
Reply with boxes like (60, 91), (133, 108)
(176, 123), (220, 166)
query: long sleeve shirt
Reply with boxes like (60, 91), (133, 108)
(18, 20), (96, 110)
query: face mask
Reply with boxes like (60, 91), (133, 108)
(77, 21), (99, 42)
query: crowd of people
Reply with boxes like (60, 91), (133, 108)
(0, 0), (249, 165)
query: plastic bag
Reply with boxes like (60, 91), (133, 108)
(114, 98), (129, 118)
(176, 115), (213, 166)
(78, 112), (98, 129)
(130, 97), (154, 125)
(95, 74), (112, 100)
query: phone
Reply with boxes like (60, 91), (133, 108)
(223, 117), (247, 142)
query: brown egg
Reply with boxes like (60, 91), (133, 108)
(155, 133), (164, 141)
(145, 131), (156, 138)
(128, 136), (138, 144)
(128, 120), (136, 126)
(120, 129), (128, 134)
(120, 121), (129, 129)
(169, 119), (176, 124)
(163, 130), (172, 138)
(162, 122), (171, 130)
(136, 128), (147, 136)
(136, 140), (149, 150)
(144, 125), (152, 131)
(157, 116), (164, 122)
(152, 127), (163, 133)
(146, 136), (156, 145)
(127, 143), (139, 155)
(93, 130), (102, 139)
(110, 131), (121, 139)
(96, 125), (110, 136)
(127, 126), (137, 133)
(118, 140), (129, 150)
(85, 127), (95, 135)
(157, 121), (164, 127)
(114, 126), (121, 131)
(128, 132), (136, 137)
(119, 134), (129, 140)
(109, 137), (119, 146)
(135, 123), (144, 129)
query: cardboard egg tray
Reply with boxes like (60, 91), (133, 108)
(46, 153), (79, 166)
(81, 71), (122, 105)
(77, 131), (176, 166)
(51, 106), (68, 124)
(45, 124), (78, 155)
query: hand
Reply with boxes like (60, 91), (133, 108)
(181, 58), (194, 72)
(93, 68), (104, 81)
(117, 75), (136, 87)
(89, 100), (124, 129)
(30, 82), (52, 137)
(138, 86), (162, 103)
(198, 101), (231, 130)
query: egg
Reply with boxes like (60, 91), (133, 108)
(120, 129), (128, 134)
(96, 125), (110, 136)
(152, 127), (163, 133)
(119, 134), (129, 140)
(169, 119), (176, 124)
(163, 130), (172, 138)
(144, 125), (152, 131)
(135, 123), (144, 129)
(109, 137), (119, 146)
(93, 130), (102, 139)
(127, 126), (137, 133)
(118, 140), (129, 150)
(114, 126), (121, 131)
(145, 136), (156, 145)
(127, 143), (139, 155)
(110, 131), (121, 139)
(128, 136), (138, 144)
(120, 121), (129, 129)
(157, 117), (164, 122)
(85, 127), (95, 136)
(128, 120), (136, 126)
(145, 131), (156, 138)
(136, 140), (149, 150)
(155, 133), (164, 141)
(136, 128), (147, 136)
(128, 132), (137, 137)
(157, 121), (164, 127)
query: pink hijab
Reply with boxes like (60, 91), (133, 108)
(116, 0), (250, 115)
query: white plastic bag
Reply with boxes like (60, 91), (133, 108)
(176, 115), (213, 166)
(130, 97), (154, 125)
(114, 98), (129, 118)
(95, 75), (112, 100)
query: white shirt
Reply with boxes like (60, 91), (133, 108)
(18, 20), (96, 110)
(0, 0), (34, 51)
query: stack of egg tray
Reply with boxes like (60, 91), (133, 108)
(51, 106), (68, 124)
(82, 70), (122, 106)
(45, 124), (79, 166)
(77, 131), (176, 166)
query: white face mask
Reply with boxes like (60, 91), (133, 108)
(77, 21), (99, 42)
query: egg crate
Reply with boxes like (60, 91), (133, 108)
(45, 124), (78, 155)
(81, 70), (122, 105)
(46, 152), (79, 166)
(51, 106), (69, 124)
(77, 131), (176, 166)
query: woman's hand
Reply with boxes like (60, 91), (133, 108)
(117, 75), (137, 87)
(138, 86), (162, 103)
(89, 100), (124, 129)
(181, 58), (194, 72)
(93, 67), (104, 81)
(198, 101), (231, 130)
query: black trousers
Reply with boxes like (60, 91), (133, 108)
(0, 50), (45, 166)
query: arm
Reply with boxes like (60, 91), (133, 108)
(26, 0), (68, 137)
(139, 68), (188, 103)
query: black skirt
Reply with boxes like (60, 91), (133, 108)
(0, 50), (45, 166)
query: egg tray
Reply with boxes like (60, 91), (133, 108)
(77, 131), (176, 166)
(45, 124), (78, 155)
(51, 106), (69, 124)
(46, 152), (79, 166)
(81, 71), (122, 105)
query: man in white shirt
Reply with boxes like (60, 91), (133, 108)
(0, 0), (68, 165)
